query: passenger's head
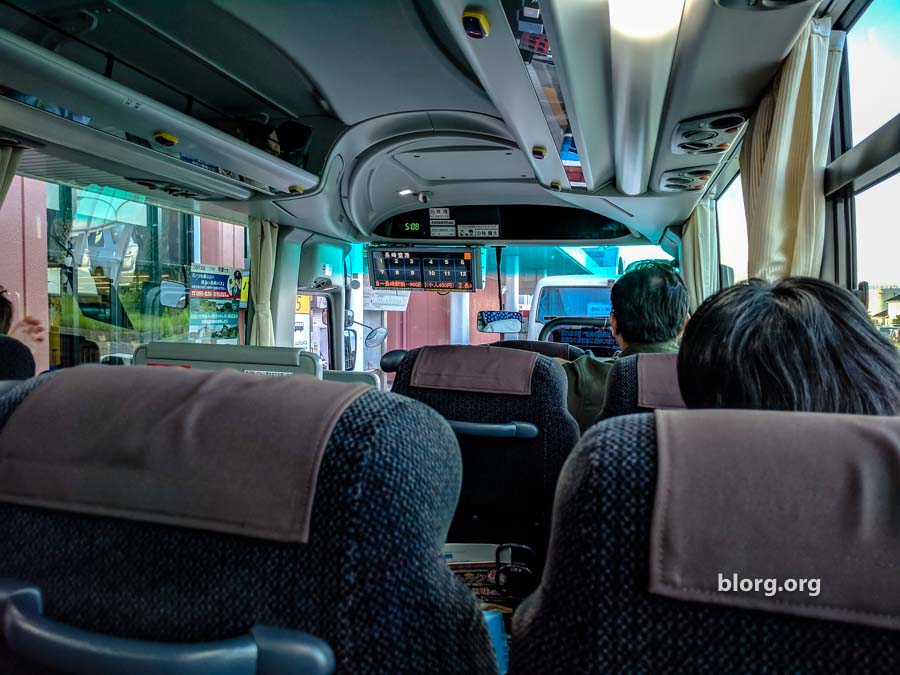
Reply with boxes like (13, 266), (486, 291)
(0, 285), (12, 334)
(610, 261), (689, 348)
(679, 277), (900, 415)
(0, 335), (35, 380)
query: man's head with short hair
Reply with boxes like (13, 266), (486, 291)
(609, 260), (689, 347)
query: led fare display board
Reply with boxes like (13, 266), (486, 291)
(369, 247), (483, 292)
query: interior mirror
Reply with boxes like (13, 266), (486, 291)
(159, 280), (187, 309)
(365, 327), (388, 348)
(477, 310), (524, 334)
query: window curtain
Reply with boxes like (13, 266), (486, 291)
(682, 198), (719, 311)
(740, 18), (845, 281)
(0, 146), (22, 208)
(247, 217), (278, 347)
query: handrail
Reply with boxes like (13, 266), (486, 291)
(0, 579), (335, 675)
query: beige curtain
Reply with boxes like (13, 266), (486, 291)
(248, 217), (279, 346)
(0, 146), (22, 208)
(682, 199), (719, 311)
(740, 18), (845, 281)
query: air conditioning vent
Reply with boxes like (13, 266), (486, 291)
(657, 165), (718, 193)
(716, 0), (815, 10)
(671, 110), (750, 155)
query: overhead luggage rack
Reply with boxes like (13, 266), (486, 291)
(0, 28), (319, 201)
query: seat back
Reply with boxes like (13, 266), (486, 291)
(322, 369), (381, 388)
(489, 340), (585, 360)
(599, 352), (685, 421)
(0, 367), (497, 675)
(133, 342), (323, 378)
(0, 336), (35, 380)
(511, 411), (900, 674)
(391, 346), (579, 560)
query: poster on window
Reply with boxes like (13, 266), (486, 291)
(189, 263), (241, 343)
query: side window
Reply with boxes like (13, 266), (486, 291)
(715, 175), (748, 286)
(837, 0), (900, 334)
(846, 0), (900, 145)
(855, 173), (899, 332)
(45, 182), (247, 368)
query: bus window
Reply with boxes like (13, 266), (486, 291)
(855, 173), (900, 339)
(42, 180), (247, 368)
(716, 175), (748, 286)
(846, 0), (900, 145)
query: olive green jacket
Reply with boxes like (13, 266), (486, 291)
(561, 339), (680, 433)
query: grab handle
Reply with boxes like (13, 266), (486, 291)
(448, 420), (539, 438)
(0, 579), (334, 675)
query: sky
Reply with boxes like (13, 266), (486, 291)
(847, 0), (900, 286)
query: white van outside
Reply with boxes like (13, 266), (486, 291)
(526, 275), (615, 340)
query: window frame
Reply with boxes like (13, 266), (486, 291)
(824, 0), (900, 289)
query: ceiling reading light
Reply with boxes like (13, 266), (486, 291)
(397, 189), (415, 197)
(608, 0), (685, 196)
(608, 0), (685, 39)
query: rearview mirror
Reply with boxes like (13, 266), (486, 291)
(159, 280), (187, 309)
(476, 310), (524, 333)
(365, 327), (388, 348)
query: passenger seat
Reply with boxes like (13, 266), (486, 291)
(598, 352), (685, 421)
(0, 366), (498, 675)
(391, 345), (580, 562)
(510, 410), (900, 674)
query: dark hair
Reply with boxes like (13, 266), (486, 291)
(678, 277), (900, 415)
(610, 260), (689, 344)
(0, 286), (12, 334)
(0, 335), (35, 380)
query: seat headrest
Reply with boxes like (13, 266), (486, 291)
(380, 349), (407, 373)
(490, 340), (584, 360)
(637, 352), (684, 409)
(650, 409), (900, 631)
(0, 366), (369, 543)
(0, 336), (36, 380)
(410, 345), (538, 395)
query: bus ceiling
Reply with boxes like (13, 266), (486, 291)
(0, 0), (818, 241)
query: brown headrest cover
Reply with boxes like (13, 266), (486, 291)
(0, 366), (369, 543)
(410, 345), (538, 395)
(637, 353), (685, 410)
(650, 409), (900, 631)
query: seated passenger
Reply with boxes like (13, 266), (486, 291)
(562, 261), (689, 432)
(0, 335), (35, 380)
(1, 285), (46, 346)
(678, 277), (900, 414)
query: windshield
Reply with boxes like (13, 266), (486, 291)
(536, 286), (611, 323)
(356, 243), (673, 372)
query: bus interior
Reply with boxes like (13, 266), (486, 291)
(0, 0), (899, 673)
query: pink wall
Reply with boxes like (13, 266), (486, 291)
(200, 218), (246, 269)
(0, 176), (49, 372)
(385, 279), (503, 352)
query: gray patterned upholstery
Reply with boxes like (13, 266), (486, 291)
(0, 373), (498, 675)
(391, 348), (580, 561)
(597, 354), (641, 421)
(510, 413), (900, 674)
